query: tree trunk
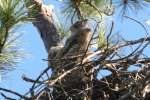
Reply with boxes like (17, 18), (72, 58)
(25, 0), (61, 53)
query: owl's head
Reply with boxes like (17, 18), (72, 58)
(70, 19), (89, 33)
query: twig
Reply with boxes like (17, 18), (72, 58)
(72, 0), (83, 19)
(85, 1), (102, 21)
(43, 51), (93, 61)
(124, 16), (149, 35)
(107, 21), (114, 48)
(30, 66), (50, 94)
(1, 93), (16, 100)
(0, 87), (30, 100)
(45, 65), (79, 86)
(22, 75), (43, 84)
(81, 22), (100, 64)
(83, 50), (102, 63)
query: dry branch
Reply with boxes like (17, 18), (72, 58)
(25, 0), (62, 52)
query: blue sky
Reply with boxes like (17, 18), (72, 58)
(0, 0), (150, 99)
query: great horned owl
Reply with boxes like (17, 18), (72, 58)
(48, 45), (63, 59)
(48, 20), (91, 70)
(48, 45), (63, 69)
(59, 19), (92, 57)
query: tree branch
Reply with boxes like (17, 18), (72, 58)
(25, 0), (62, 52)
(0, 87), (30, 100)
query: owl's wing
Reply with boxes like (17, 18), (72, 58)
(65, 44), (80, 56)
(63, 34), (78, 56)
(49, 46), (63, 59)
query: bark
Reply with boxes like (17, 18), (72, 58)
(25, 0), (61, 53)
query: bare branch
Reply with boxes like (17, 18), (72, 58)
(25, 0), (62, 52)
(0, 87), (30, 100)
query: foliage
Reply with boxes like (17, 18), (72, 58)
(53, 11), (71, 39)
(61, 0), (114, 21)
(145, 0), (150, 2)
(0, 33), (22, 75)
(98, 24), (106, 48)
(0, 0), (33, 76)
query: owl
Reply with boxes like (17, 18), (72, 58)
(59, 19), (92, 57)
(48, 20), (91, 70)
(48, 45), (63, 70)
